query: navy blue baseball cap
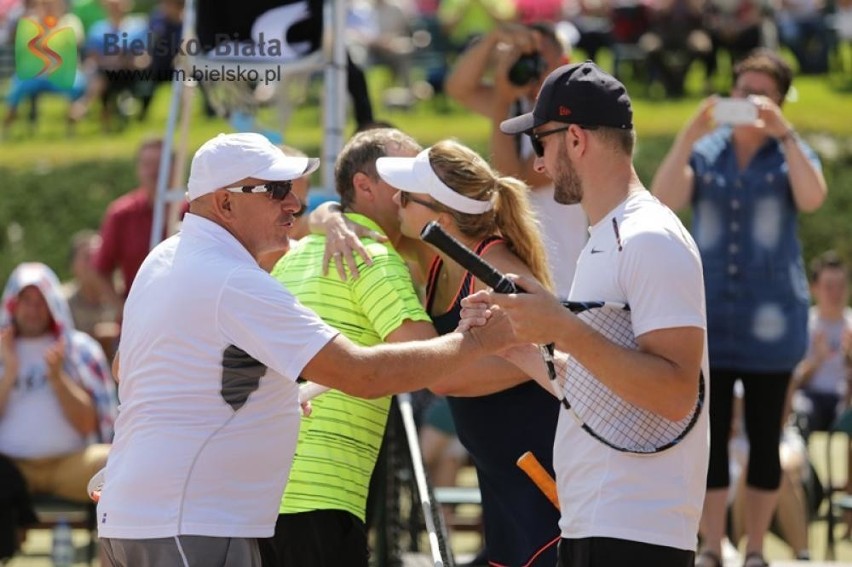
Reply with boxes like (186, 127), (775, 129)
(500, 61), (633, 135)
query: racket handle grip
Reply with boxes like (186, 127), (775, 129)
(516, 451), (559, 509)
(420, 221), (520, 294)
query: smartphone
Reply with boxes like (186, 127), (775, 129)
(713, 98), (758, 125)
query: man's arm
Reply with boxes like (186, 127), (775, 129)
(481, 274), (703, 422)
(301, 312), (516, 399)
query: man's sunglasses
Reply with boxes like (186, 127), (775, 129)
(224, 180), (293, 201)
(529, 124), (597, 157)
(399, 191), (444, 212)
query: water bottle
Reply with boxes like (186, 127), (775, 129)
(51, 517), (74, 567)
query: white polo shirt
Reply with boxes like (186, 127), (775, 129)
(97, 214), (339, 539)
(555, 190), (710, 551)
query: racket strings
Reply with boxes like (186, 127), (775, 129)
(553, 306), (701, 453)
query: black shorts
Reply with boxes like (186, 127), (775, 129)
(258, 509), (368, 567)
(558, 537), (694, 567)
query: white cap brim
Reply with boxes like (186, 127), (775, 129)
(376, 149), (493, 215)
(252, 156), (320, 183)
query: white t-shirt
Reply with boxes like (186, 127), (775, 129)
(97, 214), (339, 539)
(803, 306), (852, 395)
(555, 190), (710, 551)
(0, 336), (87, 458)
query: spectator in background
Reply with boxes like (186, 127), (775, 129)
(137, 0), (184, 121)
(93, 137), (171, 315)
(2, 0), (88, 137)
(775, 0), (829, 74)
(0, 262), (116, 505)
(639, 0), (712, 97)
(62, 230), (118, 353)
(438, 0), (517, 52)
(348, 0), (418, 91)
(80, 0), (147, 130)
(730, 381), (815, 561)
(0, 0), (23, 46)
(651, 49), (827, 567)
(702, 0), (764, 91)
(793, 251), (852, 436)
(513, 0), (564, 23)
(564, 0), (613, 62)
(445, 21), (587, 298)
(70, 0), (104, 33)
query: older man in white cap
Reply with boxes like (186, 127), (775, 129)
(96, 133), (513, 567)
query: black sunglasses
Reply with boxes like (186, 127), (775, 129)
(529, 124), (598, 157)
(529, 125), (572, 158)
(224, 180), (293, 201)
(399, 191), (444, 212)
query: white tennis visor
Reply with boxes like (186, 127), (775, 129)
(376, 149), (494, 215)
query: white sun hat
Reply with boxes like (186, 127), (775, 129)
(376, 148), (493, 215)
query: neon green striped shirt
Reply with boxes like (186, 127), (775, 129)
(271, 213), (431, 520)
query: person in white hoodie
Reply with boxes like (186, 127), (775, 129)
(0, 261), (117, 555)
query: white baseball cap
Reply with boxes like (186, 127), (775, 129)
(376, 148), (493, 215)
(186, 133), (320, 201)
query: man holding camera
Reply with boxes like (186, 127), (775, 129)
(445, 22), (587, 298)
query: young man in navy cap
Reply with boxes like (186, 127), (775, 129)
(460, 62), (710, 566)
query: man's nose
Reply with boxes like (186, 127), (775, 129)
(280, 190), (301, 213)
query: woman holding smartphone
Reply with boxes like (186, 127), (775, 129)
(651, 48), (827, 567)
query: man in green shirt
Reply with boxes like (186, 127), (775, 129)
(261, 129), (438, 567)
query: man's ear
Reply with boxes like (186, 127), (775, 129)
(569, 124), (588, 153)
(211, 191), (234, 217)
(352, 172), (375, 202)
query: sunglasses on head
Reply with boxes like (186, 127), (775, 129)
(224, 180), (293, 201)
(529, 124), (597, 157)
(399, 191), (444, 212)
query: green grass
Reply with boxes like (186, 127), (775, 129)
(2, 50), (852, 168)
(1, 57), (851, 281)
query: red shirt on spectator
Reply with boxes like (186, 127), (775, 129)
(93, 188), (157, 297)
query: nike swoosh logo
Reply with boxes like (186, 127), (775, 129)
(590, 248), (605, 254)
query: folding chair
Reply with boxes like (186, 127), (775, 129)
(824, 407), (852, 560)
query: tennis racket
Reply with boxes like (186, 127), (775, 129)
(516, 451), (559, 509)
(420, 221), (705, 455)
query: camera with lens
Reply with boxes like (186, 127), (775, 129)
(507, 52), (545, 86)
